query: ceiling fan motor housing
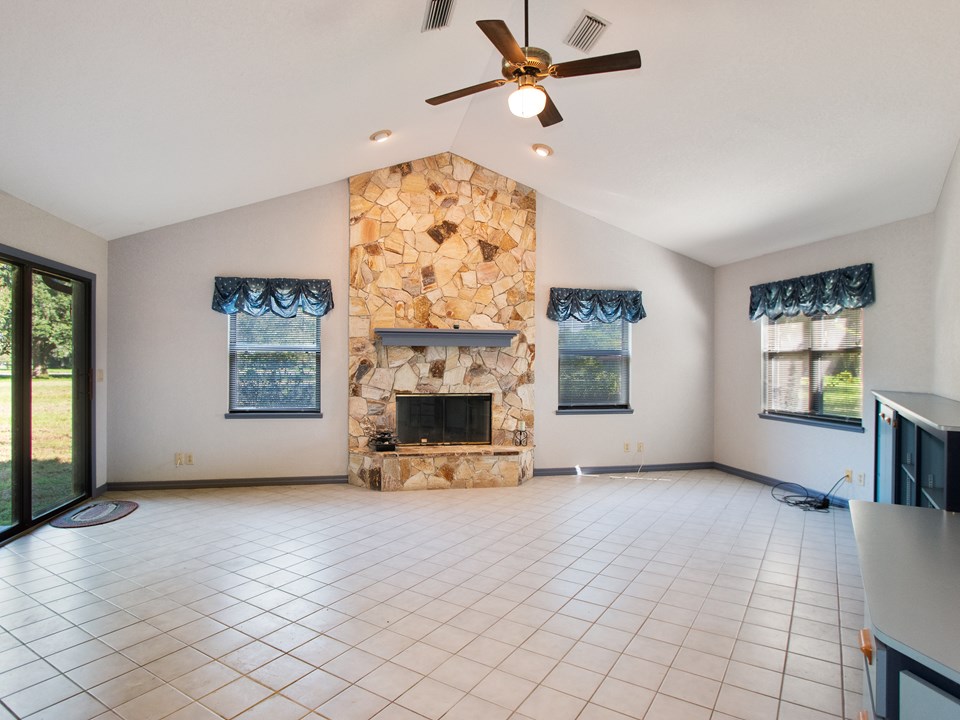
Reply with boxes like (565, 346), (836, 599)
(502, 46), (552, 79)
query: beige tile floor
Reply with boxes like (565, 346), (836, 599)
(0, 469), (865, 720)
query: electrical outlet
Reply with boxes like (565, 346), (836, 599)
(844, 469), (853, 483)
(175, 452), (183, 466)
(637, 442), (644, 453)
(857, 473), (865, 486)
(623, 442), (631, 453)
(185, 453), (194, 466)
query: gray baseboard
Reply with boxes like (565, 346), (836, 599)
(534, 462), (713, 477)
(100, 464), (848, 509)
(714, 462), (849, 508)
(106, 475), (348, 492)
(712, 462), (783, 488)
(534, 461), (849, 508)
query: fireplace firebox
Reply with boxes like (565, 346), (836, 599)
(396, 393), (492, 446)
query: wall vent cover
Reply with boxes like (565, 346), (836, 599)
(422, 0), (455, 32)
(564, 11), (609, 52)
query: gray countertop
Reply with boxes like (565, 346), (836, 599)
(850, 500), (960, 685)
(872, 390), (960, 432)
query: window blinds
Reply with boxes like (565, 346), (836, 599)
(762, 308), (863, 420)
(228, 313), (321, 412)
(558, 318), (630, 408)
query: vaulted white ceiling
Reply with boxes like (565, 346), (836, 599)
(2, 1), (960, 266)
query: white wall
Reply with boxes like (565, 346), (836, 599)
(107, 182), (349, 483)
(933, 142), (960, 401)
(535, 195), (715, 471)
(714, 215), (936, 500)
(0, 191), (109, 488)
(5, 152), (953, 491)
(108, 184), (713, 481)
(99, 163), (954, 487)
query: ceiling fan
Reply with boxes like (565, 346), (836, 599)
(425, 0), (641, 127)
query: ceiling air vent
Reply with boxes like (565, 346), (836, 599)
(422, 0), (455, 32)
(564, 11), (609, 52)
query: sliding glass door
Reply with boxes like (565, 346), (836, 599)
(0, 251), (92, 542)
(30, 271), (88, 518)
(0, 261), (17, 533)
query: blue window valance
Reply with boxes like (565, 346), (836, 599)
(546, 287), (647, 323)
(212, 277), (334, 318)
(748, 263), (874, 321)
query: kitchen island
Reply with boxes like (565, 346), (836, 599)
(850, 500), (960, 718)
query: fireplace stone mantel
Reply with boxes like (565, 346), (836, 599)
(375, 328), (519, 348)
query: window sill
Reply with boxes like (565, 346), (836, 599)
(557, 408), (634, 416)
(758, 412), (863, 433)
(225, 412), (323, 419)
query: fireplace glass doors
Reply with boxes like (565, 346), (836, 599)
(396, 393), (492, 446)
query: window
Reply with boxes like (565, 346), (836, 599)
(228, 313), (321, 413)
(558, 318), (630, 411)
(761, 307), (862, 425)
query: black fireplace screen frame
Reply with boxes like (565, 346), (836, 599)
(396, 393), (493, 446)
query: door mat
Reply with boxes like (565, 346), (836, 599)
(50, 501), (139, 528)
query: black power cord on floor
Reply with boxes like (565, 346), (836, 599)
(771, 476), (846, 512)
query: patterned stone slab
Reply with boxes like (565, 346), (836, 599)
(348, 446), (534, 491)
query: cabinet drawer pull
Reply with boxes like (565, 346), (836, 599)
(860, 628), (873, 664)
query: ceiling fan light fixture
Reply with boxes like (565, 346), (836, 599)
(508, 77), (547, 118)
(369, 129), (392, 143)
(532, 143), (553, 157)
(423, 4), (640, 127)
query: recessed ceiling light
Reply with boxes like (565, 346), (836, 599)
(369, 129), (392, 143)
(532, 143), (553, 157)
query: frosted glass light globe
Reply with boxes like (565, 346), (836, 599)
(508, 84), (547, 118)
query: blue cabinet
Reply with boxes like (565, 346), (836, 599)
(876, 403), (894, 504)
(873, 392), (960, 511)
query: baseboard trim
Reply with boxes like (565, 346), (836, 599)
(533, 461), (849, 508)
(712, 462), (782, 488)
(106, 475), (348, 492)
(534, 462), (713, 477)
(102, 465), (848, 508)
(714, 463), (849, 508)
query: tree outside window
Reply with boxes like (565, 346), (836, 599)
(761, 307), (862, 423)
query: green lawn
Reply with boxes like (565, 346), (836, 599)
(823, 371), (862, 419)
(0, 374), (76, 526)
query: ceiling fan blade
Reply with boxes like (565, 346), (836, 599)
(476, 19), (526, 65)
(537, 90), (563, 127)
(426, 79), (506, 106)
(550, 50), (642, 79)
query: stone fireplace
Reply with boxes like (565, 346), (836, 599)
(347, 152), (535, 490)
